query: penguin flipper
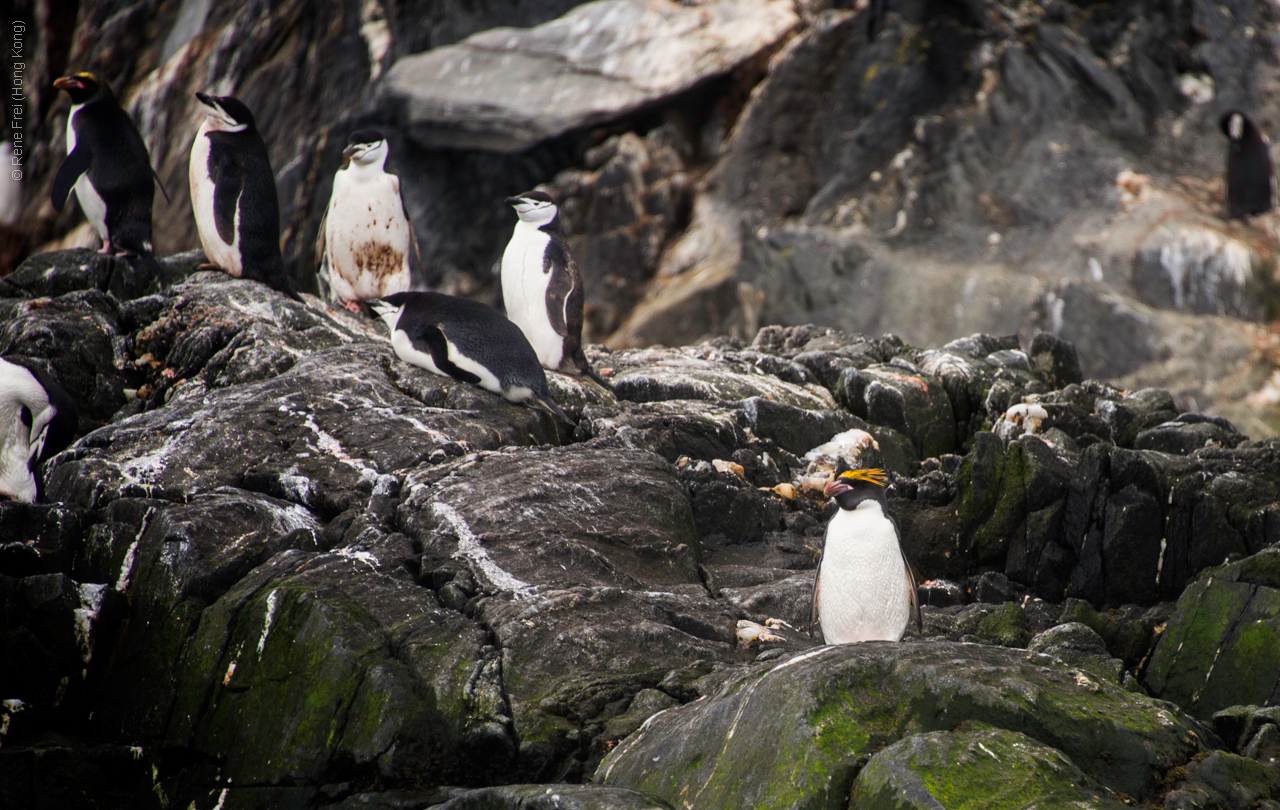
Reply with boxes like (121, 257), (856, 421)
(208, 148), (243, 246)
(543, 237), (578, 338)
(809, 555), (823, 640)
(392, 175), (424, 272)
(152, 166), (171, 204)
(414, 322), (482, 386)
(52, 145), (92, 212)
(902, 554), (921, 634)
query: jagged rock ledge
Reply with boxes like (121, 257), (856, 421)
(1, 248), (1278, 809)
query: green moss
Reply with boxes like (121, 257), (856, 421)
(1235, 548), (1280, 589)
(976, 603), (1031, 648)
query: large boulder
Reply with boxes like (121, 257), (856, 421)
(597, 642), (1208, 807)
(381, 0), (799, 152)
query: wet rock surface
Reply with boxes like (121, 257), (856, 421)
(2, 249), (1280, 808)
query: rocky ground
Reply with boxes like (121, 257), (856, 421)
(9, 0), (1280, 438)
(2, 248), (1280, 809)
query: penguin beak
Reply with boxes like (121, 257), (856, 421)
(54, 77), (80, 91)
(195, 92), (216, 109)
(504, 196), (523, 207)
(823, 480), (852, 499)
(342, 145), (360, 160)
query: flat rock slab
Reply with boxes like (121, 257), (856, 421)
(46, 344), (559, 515)
(382, 0), (798, 151)
(607, 346), (833, 410)
(597, 641), (1208, 808)
(400, 446), (702, 591)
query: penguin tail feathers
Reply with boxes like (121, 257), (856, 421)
(571, 350), (613, 392)
(534, 394), (575, 427)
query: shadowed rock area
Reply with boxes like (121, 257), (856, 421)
(2, 249), (1279, 809)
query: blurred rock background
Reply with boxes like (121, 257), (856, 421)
(7, 0), (1280, 435)
(6, 0), (1280, 436)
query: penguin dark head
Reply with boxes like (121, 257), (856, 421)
(54, 72), (112, 105)
(342, 129), (389, 168)
(505, 190), (558, 228)
(364, 293), (412, 326)
(1221, 110), (1259, 146)
(824, 468), (888, 511)
(195, 92), (257, 133)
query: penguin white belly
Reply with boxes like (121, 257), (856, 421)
(818, 502), (911, 644)
(501, 227), (565, 370)
(388, 327), (504, 396)
(65, 106), (109, 243)
(0, 366), (48, 503)
(325, 175), (411, 302)
(189, 122), (243, 276)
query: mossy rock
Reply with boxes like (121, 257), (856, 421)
(597, 641), (1206, 809)
(849, 725), (1129, 809)
(974, 602), (1032, 648)
(1144, 547), (1280, 720)
(164, 549), (496, 790)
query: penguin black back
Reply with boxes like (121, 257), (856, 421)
(1221, 110), (1275, 218)
(191, 92), (298, 299)
(388, 291), (555, 397)
(52, 72), (163, 258)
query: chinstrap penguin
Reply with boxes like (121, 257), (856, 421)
(317, 129), (419, 311)
(366, 291), (572, 423)
(1221, 110), (1275, 218)
(500, 190), (608, 388)
(52, 72), (169, 258)
(0, 358), (78, 503)
(189, 92), (299, 299)
(811, 469), (920, 644)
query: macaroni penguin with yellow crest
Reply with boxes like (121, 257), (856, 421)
(811, 468), (920, 644)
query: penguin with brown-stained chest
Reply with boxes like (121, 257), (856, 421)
(317, 129), (419, 311)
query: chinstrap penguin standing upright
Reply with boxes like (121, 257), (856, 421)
(366, 291), (571, 423)
(500, 190), (607, 387)
(317, 129), (419, 311)
(52, 72), (169, 257)
(189, 92), (298, 299)
(1221, 110), (1275, 218)
(811, 469), (920, 644)
(0, 358), (78, 503)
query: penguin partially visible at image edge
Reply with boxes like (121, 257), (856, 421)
(0, 357), (78, 504)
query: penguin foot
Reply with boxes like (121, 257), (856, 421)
(340, 300), (363, 314)
(98, 242), (114, 255)
(198, 263), (221, 271)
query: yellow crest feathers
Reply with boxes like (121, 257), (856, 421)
(838, 468), (887, 487)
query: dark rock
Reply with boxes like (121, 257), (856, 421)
(597, 641), (1207, 803)
(834, 365), (955, 460)
(399, 447), (702, 591)
(608, 347), (832, 410)
(0, 736), (160, 810)
(1027, 331), (1084, 390)
(429, 784), (673, 810)
(1135, 416), (1249, 455)
(916, 578), (965, 607)
(966, 571), (1023, 605)
(973, 602), (1032, 648)
(1029, 622), (1124, 683)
